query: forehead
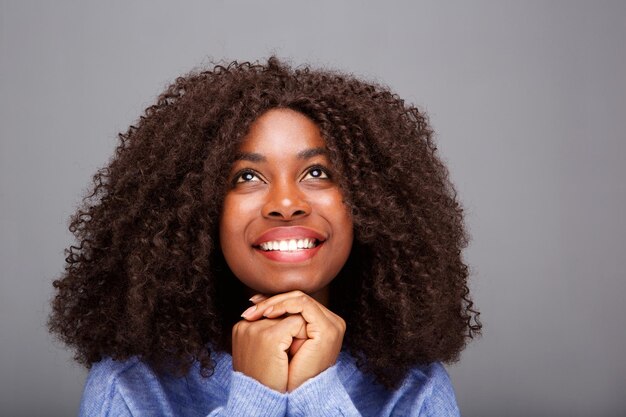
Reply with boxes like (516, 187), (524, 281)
(238, 108), (326, 154)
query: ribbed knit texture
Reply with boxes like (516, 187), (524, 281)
(79, 349), (460, 416)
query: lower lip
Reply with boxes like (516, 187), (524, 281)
(254, 242), (324, 263)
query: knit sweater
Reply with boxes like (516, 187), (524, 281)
(79, 349), (461, 416)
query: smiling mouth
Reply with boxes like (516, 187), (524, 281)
(254, 238), (323, 252)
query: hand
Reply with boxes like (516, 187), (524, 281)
(245, 294), (307, 359)
(232, 304), (308, 393)
(242, 290), (346, 391)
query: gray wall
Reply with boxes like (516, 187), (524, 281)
(1, 1), (625, 416)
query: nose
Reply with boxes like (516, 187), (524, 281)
(261, 180), (311, 220)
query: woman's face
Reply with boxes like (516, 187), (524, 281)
(219, 108), (353, 302)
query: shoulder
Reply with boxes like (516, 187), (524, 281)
(398, 362), (461, 417)
(78, 357), (162, 417)
(79, 353), (235, 417)
(337, 353), (460, 417)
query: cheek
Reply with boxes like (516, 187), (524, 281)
(220, 194), (257, 228)
(219, 195), (251, 250)
(319, 191), (352, 220)
(219, 196), (256, 281)
(316, 191), (354, 242)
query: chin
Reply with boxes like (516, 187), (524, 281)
(268, 283), (318, 295)
(259, 276), (326, 296)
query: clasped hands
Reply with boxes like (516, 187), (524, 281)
(231, 290), (346, 393)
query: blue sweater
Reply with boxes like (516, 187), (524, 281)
(79, 349), (461, 416)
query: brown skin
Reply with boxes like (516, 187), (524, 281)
(233, 291), (346, 392)
(220, 109), (353, 299)
(221, 109), (352, 392)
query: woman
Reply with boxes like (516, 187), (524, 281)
(49, 57), (481, 416)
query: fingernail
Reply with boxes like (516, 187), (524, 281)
(249, 294), (264, 303)
(241, 305), (256, 318)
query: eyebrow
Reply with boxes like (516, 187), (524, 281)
(234, 147), (328, 162)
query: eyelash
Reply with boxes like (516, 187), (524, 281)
(233, 170), (259, 184)
(303, 165), (331, 180)
(232, 165), (331, 185)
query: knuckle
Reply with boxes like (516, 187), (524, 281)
(328, 318), (345, 335)
(337, 316), (347, 331)
(247, 322), (265, 338)
(330, 312), (346, 330)
(296, 314), (306, 324)
(232, 321), (244, 334)
(232, 320), (251, 339)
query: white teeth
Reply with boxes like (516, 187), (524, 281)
(258, 238), (319, 251)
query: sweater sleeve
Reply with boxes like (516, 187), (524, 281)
(287, 364), (362, 417)
(381, 362), (461, 417)
(79, 358), (288, 417)
(287, 361), (461, 417)
(416, 363), (460, 417)
(78, 360), (135, 417)
(206, 371), (287, 417)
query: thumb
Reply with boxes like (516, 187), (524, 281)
(274, 314), (307, 353)
(288, 337), (306, 358)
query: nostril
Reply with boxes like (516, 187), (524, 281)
(263, 197), (312, 219)
(267, 209), (307, 219)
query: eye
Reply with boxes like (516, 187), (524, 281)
(302, 165), (330, 181)
(233, 169), (263, 184)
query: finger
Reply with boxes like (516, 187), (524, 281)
(264, 296), (346, 339)
(236, 315), (307, 339)
(269, 314), (308, 352)
(241, 290), (302, 320)
(240, 294), (271, 319)
(264, 298), (339, 323)
(232, 317), (282, 336)
(242, 290), (325, 320)
(249, 293), (268, 304)
(288, 337), (306, 358)
(261, 296), (331, 337)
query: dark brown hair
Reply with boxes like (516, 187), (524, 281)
(49, 57), (481, 389)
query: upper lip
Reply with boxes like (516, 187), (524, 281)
(252, 226), (326, 246)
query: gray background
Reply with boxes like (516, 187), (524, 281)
(1, 1), (625, 416)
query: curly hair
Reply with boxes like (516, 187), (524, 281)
(48, 56), (481, 390)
